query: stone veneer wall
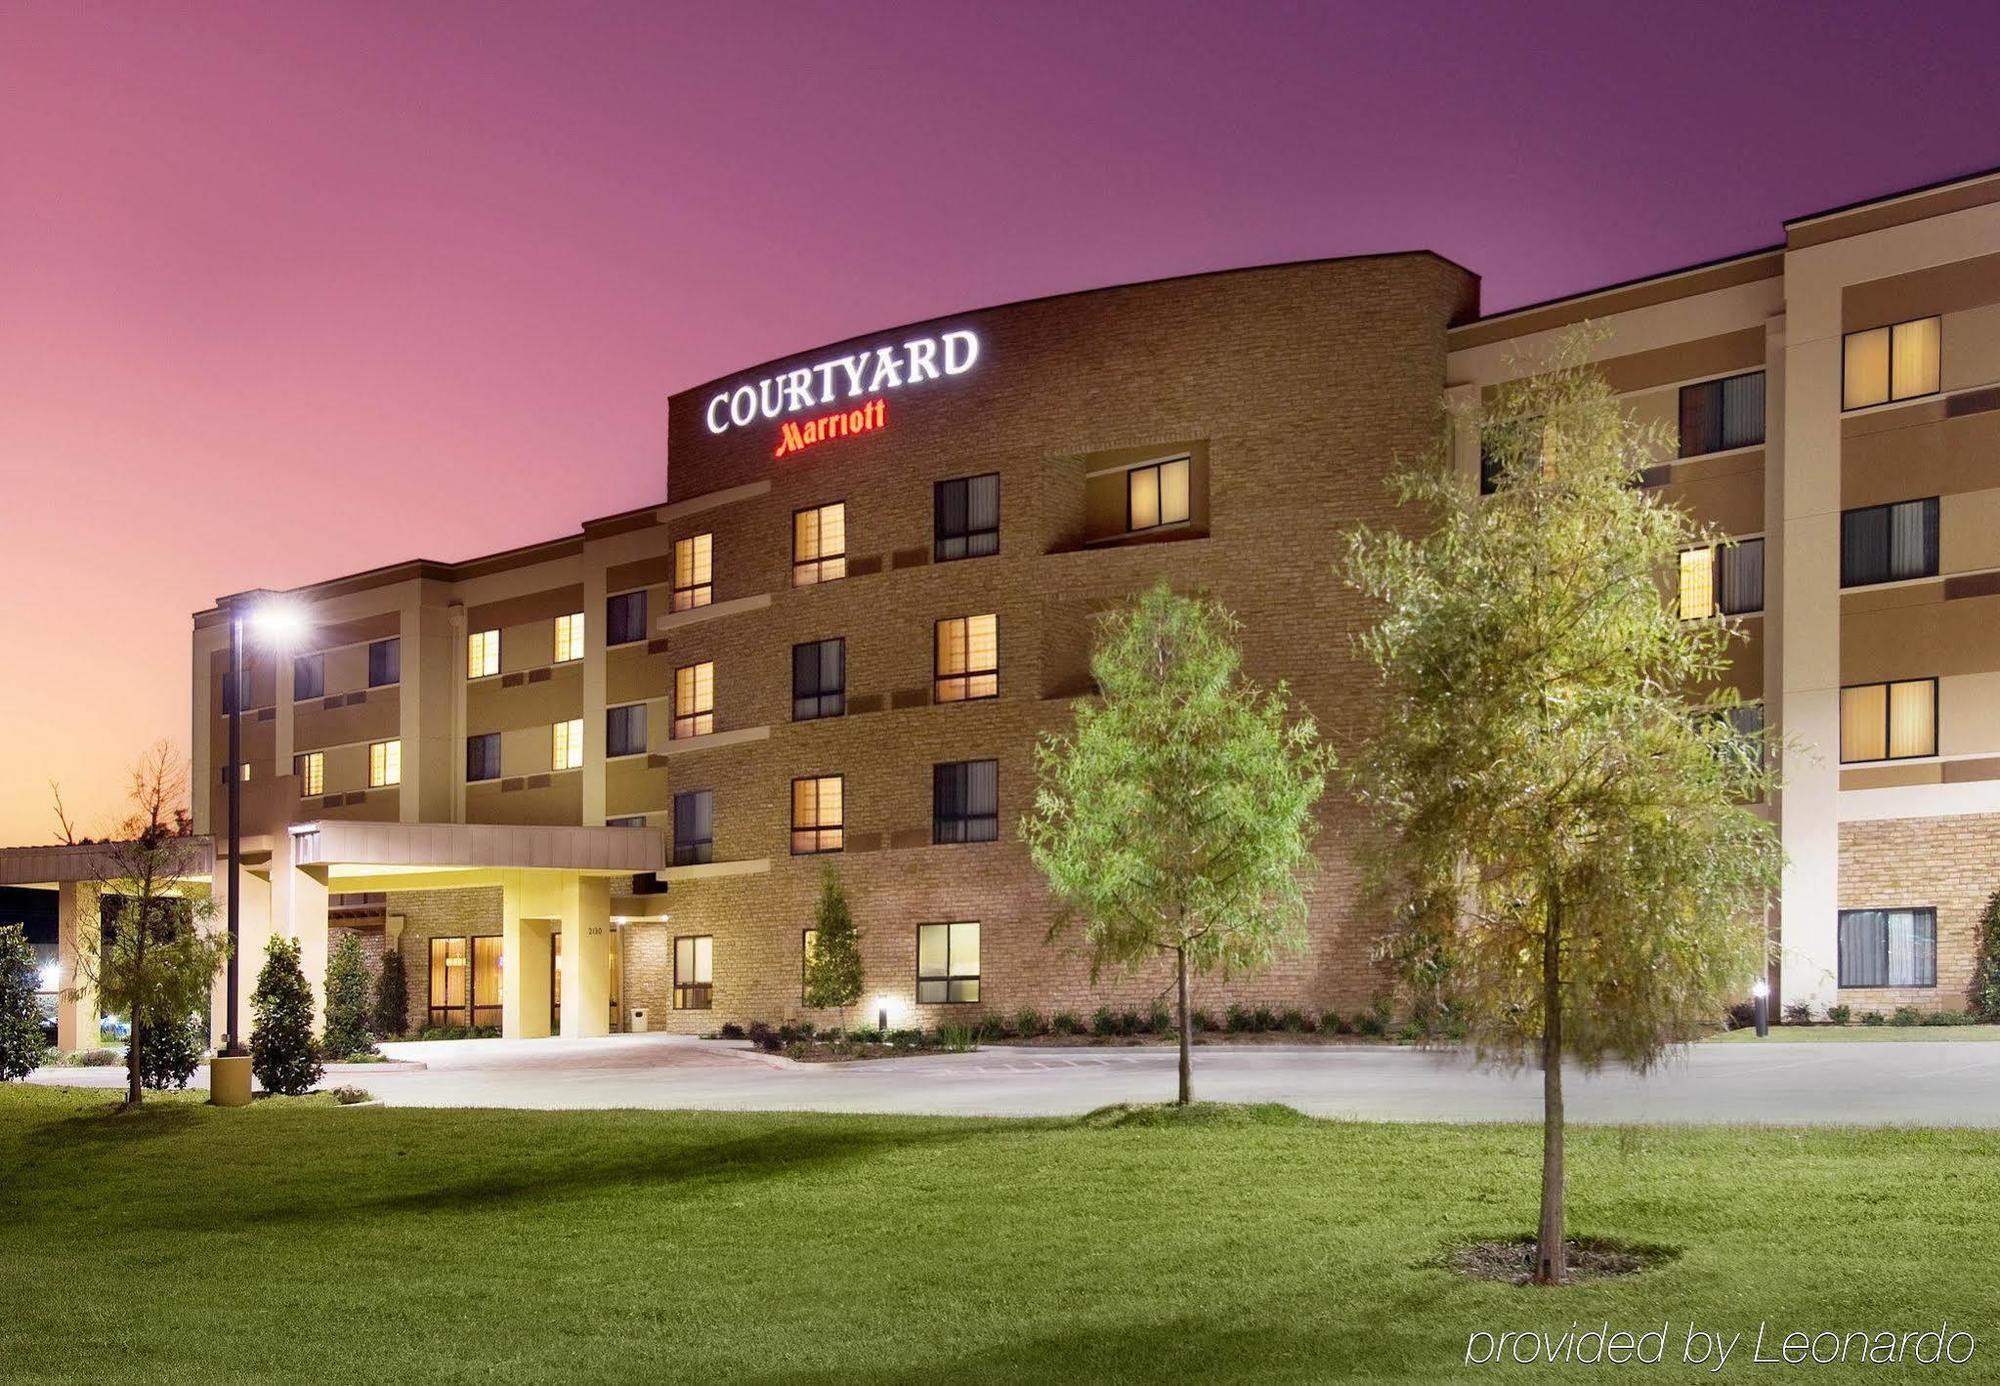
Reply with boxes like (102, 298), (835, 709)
(1836, 812), (2000, 1013)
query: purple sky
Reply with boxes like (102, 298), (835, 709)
(3, 0), (1998, 838)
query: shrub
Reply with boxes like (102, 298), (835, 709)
(1861, 1010), (1887, 1026)
(1355, 1009), (1387, 1038)
(977, 1014), (1007, 1041)
(935, 1023), (978, 1052)
(1146, 1001), (1173, 1036)
(1225, 1003), (1253, 1033)
(250, 936), (323, 1097)
(1013, 1007), (1047, 1038)
(1369, 994), (1395, 1030)
(47, 1047), (123, 1067)
(0, 924), (49, 1081)
(1050, 1011), (1081, 1036)
(329, 1085), (372, 1105)
(1781, 1001), (1813, 1026)
(1251, 1005), (1276, 1032)
(1723, 1001), (1757, 1031)
(756, 1033), (785, 1053)
(1825, 1004), (1853, 1026)
(1092, 1005), (1119, 1037)
(322, 933), (375, 1059)
(1976, 888), (2000, 1023)
(718, 1022), (746, 1040)
(1891, 1006), (1924, 1027)
(1120, 1009), (1144, 1037)
(138, 1011), (206, 1090)
(1921, 1010), (1975, 1027)
(1395, 1021), (1426, 1044)
(1191, 1009), (1219, 1033)
(747, 1020), (774, 1042)
(1321, 1008), (1352, 1036)
(373, 947), (409, 1039)
(1278, 1007), (1306, 1033)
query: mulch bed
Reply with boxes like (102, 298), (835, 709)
(1444, 1235), (1677, 1285)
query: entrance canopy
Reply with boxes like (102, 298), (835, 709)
(288, 820), (663, 884)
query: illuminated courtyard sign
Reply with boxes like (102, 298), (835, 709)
(704, 327), (981, 442)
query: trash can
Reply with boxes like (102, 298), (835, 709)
(629, 1007), (649, 1034)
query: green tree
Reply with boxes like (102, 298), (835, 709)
(0, 924), (49, 1081)
(136, 1011), (206, 1090)
(1023, 582), (1332, 1104)
(374, 946), (409, 1039)
(1342, 339), (1782, 1283)
(803, 863), (863, 1036)
(322, 932), (374, 1058)
(65, 744), (226, 1107)
(251, 936), (323, 1096)
(1973, 889), (2000, 1023)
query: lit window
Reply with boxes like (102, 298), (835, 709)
(673, 534), (713, 611)
(368, 739), (402, 788)
(1678, 371), (1766, 457)
(673, 789), (713, 865)
(1838, 908), (1937, 988)
(1843, 316), (1941, 410)
(606, 703), (647, 758)
(468, 629), (500, 679)
(554, 612), (585, 664)
(294, 751), (324, 797)
(606, 591), (648, 646)
(1839, 679), (1936, 763)
(1680, 539), (1763, 618)
(1678, 548), (1715, 621)
(793, 503), (847, 587)
(792, 638), (845, 721)
(917, 921), (979, 1004)
(428, 936), (468, 1029)
(552, 718), (584, 771)
(935, 614), (998, 702)
(935, 473), (999, 561)
(1841, 498), (1938, 587)
(791, 775), (843, 854)
(466, 732), (501, 783)
(674, 662), (714, 739)
(934, 760), (998, 843)
(674, 934), (713, 1010)
(1127, 456), (1190, 532)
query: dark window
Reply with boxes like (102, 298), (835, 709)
(933, 759), (999, 844)
(1841, 498), (1939, 588)
(935, 473), (1000, 561)
(1837, 908), (1937, 988)
(221, 669), (239, 714)
(674, 934), (713, 1010)
(606, 814), (646, 829)
(673, 789), (713, 865)
(1678, 371), (1766, 458)
(368, 638), (400, 688)
(293, 654), (324, 701)
(916, 921), (979, 1004)
(1717, 538), (1765, 615)
(607, 590), (648, 646)
(607, 703), (648, 758)
(465, 732), (501, 783)
(792, 638), (846, 721)
(1478, 416), (1543, 495)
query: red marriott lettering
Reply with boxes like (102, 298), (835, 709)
(774, 398), (887, 459)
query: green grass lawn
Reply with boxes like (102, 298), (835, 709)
(1710, 1025), (2000, 1043)
(2, 1087), (1993, 1384)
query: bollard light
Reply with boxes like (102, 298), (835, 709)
(1751, 978), (1770, 1039)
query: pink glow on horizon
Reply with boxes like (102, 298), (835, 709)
(2, 2), (1998, 838)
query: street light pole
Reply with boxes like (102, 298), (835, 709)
(225, 603), (244, 1053)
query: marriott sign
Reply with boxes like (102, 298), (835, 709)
(704, 328), (981, 437)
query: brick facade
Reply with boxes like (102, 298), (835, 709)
(1836, 813), (1998, 1014)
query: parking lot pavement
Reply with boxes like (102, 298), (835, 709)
(37, 1032), (1996, 1125)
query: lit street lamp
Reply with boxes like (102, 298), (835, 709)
(1751, 978), (1771, 1039)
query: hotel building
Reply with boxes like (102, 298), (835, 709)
(11, 166), (2000, 1046)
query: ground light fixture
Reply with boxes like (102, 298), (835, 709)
(211, 593), (311, 1108)
(875, 994), (895, 1037)
(1752, 978), (1771, 1038)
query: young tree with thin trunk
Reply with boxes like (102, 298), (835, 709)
(1343, 339), (1782, 1283)
(1023, 583), (1332, 1105)
(803, 863), (863, 1038)
(64, 744), (227, 1108)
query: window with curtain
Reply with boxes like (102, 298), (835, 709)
(672, 789), (713, 865)
(467, 629), (500, 679)
(917, 921), (980, 1004)
(293, 653), (325, 701)
(465, 733), (500, 782)
(369, 739), (402, 788)
(933, 759), (999, 843)
(606, 814), (646, 829)
(792, 638), (846, 720)
(606, 590), (648, 646)
(552, 718), (584, 771)
(1839, 678), (1937, 762)
(674, 661), (714, 738)
(673, 533), (713, 610)
(1126, 456), (1191, 531)
(428, 936), (467, 1028)
(1678, 371), (1766, 457)
(1843, 316), (1941, 410)
(1678, 539), (1763, 619)
(793, 503), (847, 586)
(674, 935), (713, 1010)
(471, 936), (502, 1028)
(368, 638), (401, 688)
(1841, 498), (1938, 587)
(554, 612), (585, 663)
(791, 775), (843, 854)
(294, 750), (324, 797)
(935, 614), (998, 702)
(1837, 908), (1937, 987)
(1678, 548), (1715, 620)
(935, 473), (1000, 560)
(606, 703), (647, 757)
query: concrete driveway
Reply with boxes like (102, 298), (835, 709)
(34, 1033), (2000, 1126)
